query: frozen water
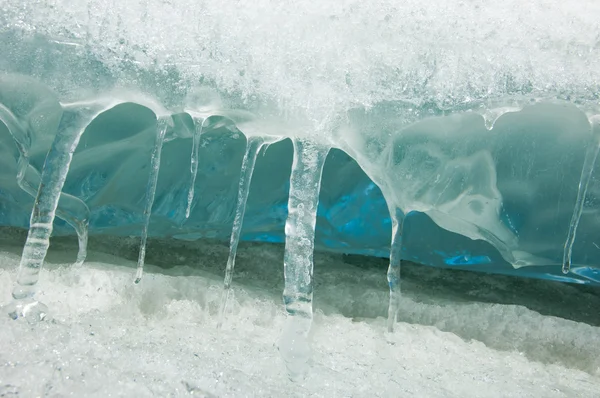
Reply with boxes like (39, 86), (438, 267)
(1, 0), (600, 285)
(1, 0), (600, 389)
(185, 116), (206, 219)
(0, 229), (599, 396)
(386, 206), (403, 332)
(562, 116), (600, 274)
(2, 97), (598, 284)
(0, 76), (90, 267)
(280, 139), (329, 380)
(218, 136), (271, 326)
(10, 101), (102, 305)
(134, 117), (171, 284)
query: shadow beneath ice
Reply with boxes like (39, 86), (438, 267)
(1, 226), (599, 325)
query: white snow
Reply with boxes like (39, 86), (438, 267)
(0, 231), (599, 397)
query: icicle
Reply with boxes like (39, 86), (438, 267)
(562, 116), (600, 274)
(386, 205), (404, 332)
(134, 117), (171, 284)
(217, 136), (268, 327)
(0, 105), (90, 266)
(73, 215), (89, 266)
(378, 182), (405, 333)
(279, 138), (329, 381)
(8, 102), (107, 322)
(17, 159), (90, 266)
(185, 117), (205, 218)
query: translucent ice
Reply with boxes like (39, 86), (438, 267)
(10, 100), (106, 316)
(185, 117), (206, 219)
(280, 139), (329, 380)
(134, 117), (171, 284)
(0, 76), (90, 267)
(386, 206), (403, 332)
(218, 136), (272, 326)
(1, 0), (600, 378)
(562, 116), (600, 274)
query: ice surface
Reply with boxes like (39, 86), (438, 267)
(1, 231), (599, 396)
(1, 0), (599, 283)
(1, 0), (600, 387)
(562, 116), (600, 274)
(2, 86), (599, 285)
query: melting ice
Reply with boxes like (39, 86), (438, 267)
(0, 0), (600, 387)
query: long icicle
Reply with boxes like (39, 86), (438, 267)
(8, 102), (107, 321)
(217, 136), (266, 328)
(185, 117), (205, 218)
(17, 159), (90, 266)
(562, 116), (600, 274)
(0, 105), (90, 266)
(279, 138), (329, 381)
(386, 205), (404, 332)
(134, 117), (171, 284)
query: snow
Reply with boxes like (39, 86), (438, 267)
(1, 229), (599, 397)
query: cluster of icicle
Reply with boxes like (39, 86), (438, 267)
(2, 96), (600, 381)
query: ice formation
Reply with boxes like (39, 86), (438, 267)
(0, 78), (90, 267)
(386, 206), (403, 333)
(134, 116), (171, 283)
(1, 0), (600, 380)
(280, 139), (329, 379)
(218, 135), (274, 326)
(562, 116), (600, 274)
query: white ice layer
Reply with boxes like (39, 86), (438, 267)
(4, 0), (600, 116)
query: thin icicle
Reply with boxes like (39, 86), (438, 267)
(73, 217), (89, 266)
(562, 116), (600, 274)
(8, 103), (106, 322)
(279, 138), (329, 381)
(0, 105), (90, 266)
(185, 117), (205, 218)
(134, 117), (171, 284)
(217, 136), (267, 327)
(378, 148), (405, 333)
(386, 205), (404, 332)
